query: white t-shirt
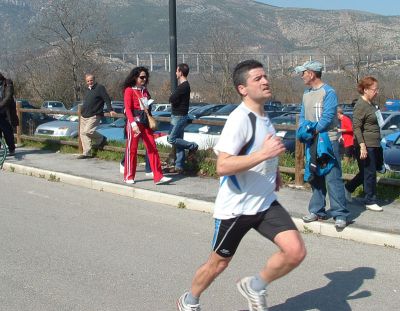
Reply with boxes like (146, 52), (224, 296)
(213, 103), (278, 219)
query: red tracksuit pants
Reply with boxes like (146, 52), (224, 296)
(124, 123), (164, 183)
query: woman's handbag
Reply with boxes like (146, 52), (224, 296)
(139, 97), (157, 130)
(145, 109), (158, 130)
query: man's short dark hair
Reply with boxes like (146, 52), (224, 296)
(178, 63), (189, 77)
(232, 60), (264, 94)
(314, 71), (322, 79)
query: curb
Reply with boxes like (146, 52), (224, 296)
(3, 162), (400, 250)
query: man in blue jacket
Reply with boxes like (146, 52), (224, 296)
(296, 61), (349, 229)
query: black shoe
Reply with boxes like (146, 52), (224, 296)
(96, 137), (107, 150)
(7, 150), (15, 157)
(168, 167), (184, 174)
(187, 145), (198, 160)
(77, 155), (93, 159)
(302, 213), (328, 223)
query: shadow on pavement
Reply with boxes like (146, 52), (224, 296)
(270, 267), (375, 311)
(12, 148), (56, 161)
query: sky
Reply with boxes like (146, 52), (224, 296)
(257, 0), (400, 16)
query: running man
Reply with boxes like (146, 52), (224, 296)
(177, 60), (306, 311)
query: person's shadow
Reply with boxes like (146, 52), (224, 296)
(269, 267), (375, 311)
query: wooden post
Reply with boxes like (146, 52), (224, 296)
(77, 104), (83, 154)
(294, 114), (304, 186)
(16, 102), (22, 146)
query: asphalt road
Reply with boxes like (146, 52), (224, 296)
(0, 171), (399, 311)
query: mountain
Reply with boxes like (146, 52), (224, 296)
(1, 0), (400, 54)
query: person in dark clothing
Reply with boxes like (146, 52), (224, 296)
(167, 63), (198, 173)
(77, 74), (116, 159)
(345, 76), (383, 212)
(0, 73), (17, 156)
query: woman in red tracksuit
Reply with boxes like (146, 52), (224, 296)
(122, 66), (171, 185)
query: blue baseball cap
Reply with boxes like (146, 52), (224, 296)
(295, 61), (323, 74)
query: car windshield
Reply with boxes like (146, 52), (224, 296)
(48, 102), (63, 108)
(382, 112), (393, 120)
(382, 115), (400, 130)
(214, 104), (238, 115)
(395, 135), (400, 146)
(185, 118), (225, 134)
(271, 116), (297, 125)
(59, 115), (78, 122)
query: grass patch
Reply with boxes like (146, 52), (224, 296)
(19, 138), (400, 201)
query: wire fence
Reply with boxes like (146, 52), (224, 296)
(100, 52), (400, 75)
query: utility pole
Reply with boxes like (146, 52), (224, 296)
(169, 0), (177, 92)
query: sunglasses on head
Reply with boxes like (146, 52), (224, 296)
(139, 76), (147, 80)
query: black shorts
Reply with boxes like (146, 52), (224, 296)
(211, 201), (297, 258)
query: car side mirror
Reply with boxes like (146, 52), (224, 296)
(386, 141), (394, 148)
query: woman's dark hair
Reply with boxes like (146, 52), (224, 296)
(122, 66), (150, 90)
(357, 76), (378, 95)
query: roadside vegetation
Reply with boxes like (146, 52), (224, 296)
(21, 139), (400, 202)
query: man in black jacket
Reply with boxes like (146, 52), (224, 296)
(167, 64), (198, 173)
(78, 74), (116, 159)
(0, 73), (17, 156)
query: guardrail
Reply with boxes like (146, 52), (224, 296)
(15, 103), (400, 188)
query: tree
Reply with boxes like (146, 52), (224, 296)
(321, 13), (384, 85)
(30, 0), (115, 101)
(195, 25), (245, 103)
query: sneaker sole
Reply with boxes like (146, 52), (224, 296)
(366, 207), (383, 212)
(236, 282), (254, 311)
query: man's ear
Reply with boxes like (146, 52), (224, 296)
(237, 85), (247, 97)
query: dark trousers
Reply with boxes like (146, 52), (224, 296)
(345, 146), (377, 204)
(0, 114), (16, 152)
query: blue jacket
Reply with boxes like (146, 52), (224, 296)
(297, 121), (337, 181)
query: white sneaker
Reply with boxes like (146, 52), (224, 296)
(145, 172), (154, 178)
(237, 277), (268, 311)
(155, 176), (172, 185)
(344, 188), (352, 202)
(366, 203), (383, 212)
(125, 179), (135, 184)
(176, 292), (201, 311)
(120, 163), (124, 174)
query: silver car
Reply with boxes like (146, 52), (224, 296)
(34, 105), (117, 138)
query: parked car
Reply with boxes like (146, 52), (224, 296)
(155, 116), (226, 150)
(381, 131), (400, 150)
(40, 100), (67, 111)
(151, 103), (171, 112)
(96, 112), (171, 142)
(188, 104), (225, 119)
(40, 100), (67, 119)
(271, 114), (298, 125)
(16, 99), (36, 109)
(35, 105), (117, 138)
(382, 132), (400, 172)
(264, 100), (283, 111)
(275, 130), (296, 153)
(21, 112), (56, 135)
(213, 104), (239, 116)
(384, 99), (400, 112)
(380, 112), (400, 138)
